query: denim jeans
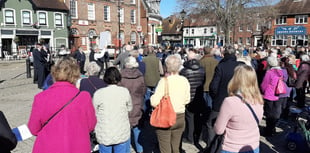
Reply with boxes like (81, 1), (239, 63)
(127, 126), (143, 153)
(221, 147), (259, 153)
(143, 87), (155, 113)
(203, 92), (213, 109)
(99, 139), (130, 153)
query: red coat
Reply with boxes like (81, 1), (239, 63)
(28, 82), (97, 153)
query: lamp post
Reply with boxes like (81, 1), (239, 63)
(118, 0), (121, 56)
(180, 9), (186, 46)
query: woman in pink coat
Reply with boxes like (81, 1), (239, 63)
(28, 57), (97, 153)
(260, 55), (283, 137)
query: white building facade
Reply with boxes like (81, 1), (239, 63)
(183, 25), (217, 48)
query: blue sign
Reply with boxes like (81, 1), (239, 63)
(275, 26), (307, 35)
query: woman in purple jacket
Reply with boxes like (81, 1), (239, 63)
(28, 57), (97, 153)
(261, 55), (283, 137)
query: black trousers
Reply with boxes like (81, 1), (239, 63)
(183, 109), (195, 142)
(264, 99), (282, 135)
(205, 110), (219, 148)
(296, 87), (306, 108)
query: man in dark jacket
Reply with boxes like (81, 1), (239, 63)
(205, 45), (243, 150)
(33, 43), (48, 89)
(74, 46), (86, 74)
(180, 49), (205, 148)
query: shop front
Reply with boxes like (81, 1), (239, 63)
(271, 26), (308, 47)
(0, 29), (54, 58)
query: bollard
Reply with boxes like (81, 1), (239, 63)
(26, 58), (31, 78)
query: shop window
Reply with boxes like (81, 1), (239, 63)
(271, 35), (288, 46)
(291, 35), (308, 46)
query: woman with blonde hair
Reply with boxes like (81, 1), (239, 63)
(214, 65), (264, 153)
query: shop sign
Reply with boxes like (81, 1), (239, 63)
(78, 20), (89, 26)
(1, 30), (13, 35)
(156, 25), (162, 32)
(16, 30), (39, 35)
(41, 31), (51, 36)
(275, 26), (306, 35)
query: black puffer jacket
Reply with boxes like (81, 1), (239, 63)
(180, 59), (206, 112)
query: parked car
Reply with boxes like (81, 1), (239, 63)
(106, 45), (119, 58)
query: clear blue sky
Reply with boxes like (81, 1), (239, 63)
(160, 0), (177, 19)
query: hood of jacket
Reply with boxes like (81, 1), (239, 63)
(121, 68), (143, 79)
(183, 59), (201, 70)
(220, 54), (237, 63)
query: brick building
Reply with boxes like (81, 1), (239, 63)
(266, 0), (309, 48)
(65, 0), (162, 52)
(227, 0), (310, 48)
(65, 0), (140, 52)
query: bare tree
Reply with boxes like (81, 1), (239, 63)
(177, 0), (278, 45)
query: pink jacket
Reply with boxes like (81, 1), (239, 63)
(28, 82), (97, 153)
(214, 96), (264, 152)
(261, 68), (283, 101)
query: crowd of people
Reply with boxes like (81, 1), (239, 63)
(2, 42), (310, 153)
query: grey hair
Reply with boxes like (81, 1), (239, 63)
(267, 56), (279, 67)
(224, 45), (236, 55)
(86, 62), (101, 76)
(125, 56), (139, 68)
(301, 54), (310, 62)
(165, 54), (182, 73)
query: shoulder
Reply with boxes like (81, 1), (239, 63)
(78, 91), (91, 99)
(222, 96), (243, 107)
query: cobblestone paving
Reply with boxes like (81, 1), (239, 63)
(0, 60), (296, 153)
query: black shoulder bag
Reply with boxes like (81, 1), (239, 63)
(235, 95), (259, 125)
(0, 111), (17, 151)
(42, 91), (81, 128)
